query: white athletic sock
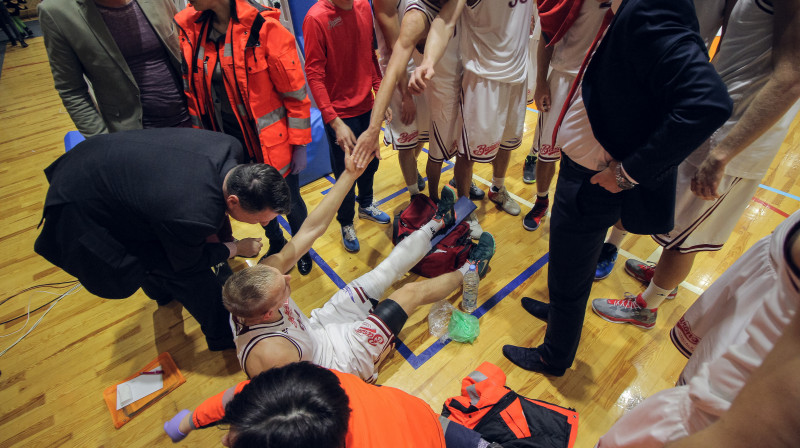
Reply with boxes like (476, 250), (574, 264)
(491, 177), (505, 191)
(536, 191), (548, 199)
(640, 281), (673, 309)
(605, 226), (628, 249)
(458, 262), (471, 276)
(408, 183), (420, 196)
(420, 219), (443, 239)
(358, 228), (434, 296)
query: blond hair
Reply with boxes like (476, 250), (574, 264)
(222, 265), (284, 318)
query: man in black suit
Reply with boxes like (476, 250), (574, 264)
(34, 128), (290, 351)
(502, 0), (733, 375)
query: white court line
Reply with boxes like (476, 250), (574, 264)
(619, 248), (705, 296)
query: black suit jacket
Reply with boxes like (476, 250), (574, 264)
(34, 128), (243, 299)
(582, 0), (733, 234)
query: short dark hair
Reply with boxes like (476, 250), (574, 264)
(226, 164), (291, 214)
(224, 362), (351, 448)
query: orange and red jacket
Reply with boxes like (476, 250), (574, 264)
(175, 0), (311, 176)
(190, 370), (445, 447)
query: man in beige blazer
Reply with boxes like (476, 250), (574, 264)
(39, 0), (187, 136)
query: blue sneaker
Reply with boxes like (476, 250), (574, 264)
(341, 225), (360, 252)
(594, 243), (618, 280)
(358, 204), (390, 224)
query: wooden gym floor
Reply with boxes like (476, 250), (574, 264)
(1, 38), (799, 448)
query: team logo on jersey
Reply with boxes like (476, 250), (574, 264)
(397, 131), (419, 144)
(356, 325), (386, 346)
(474, 141), (501, 156)
(328, 17), (343, 29)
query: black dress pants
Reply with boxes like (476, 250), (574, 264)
(323, 111), (380, 226)
(540, 156), (624, 370)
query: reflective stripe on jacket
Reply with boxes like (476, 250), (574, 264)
(175, 0), (311, 176)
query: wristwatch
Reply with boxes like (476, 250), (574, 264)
(614, 163), (635, 190)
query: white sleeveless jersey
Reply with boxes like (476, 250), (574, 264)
(549, 0), (607, 75)
(232, 297), (319, 375)
(688, 0), (800, 179)
(406, 0), (462, 81)
(374, 0), (421, 74)
(459, 0), (533, 84)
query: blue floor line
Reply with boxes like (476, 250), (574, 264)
(401, 252), (550, 370)
(759, 184), (800, 202)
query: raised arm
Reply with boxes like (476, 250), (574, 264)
(691, 0), (800, 200)
(353, 10), (430, 166)
(408, 0), (467, 94)
(260, 148), (369, 273)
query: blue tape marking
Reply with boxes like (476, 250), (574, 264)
(314, 250), (348, 289)
(759, 184), (800, 202)
(400, 252), (551, 369)
(527, 106), (539, 113)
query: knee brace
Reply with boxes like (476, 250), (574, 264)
(371, 299), (408, 336)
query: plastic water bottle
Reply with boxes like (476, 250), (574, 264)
(462, 264), (479, 313)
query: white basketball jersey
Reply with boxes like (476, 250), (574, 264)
(459, 0), (533, 84)
(406, 0), (462, 81)
(550, 0), (607, 75)
(232, 297), (318, 375)
(687, 0), (800, 179)
(374, 0), (421, 74)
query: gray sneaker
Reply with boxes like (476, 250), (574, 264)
(488, 186), (521, 216)
(523, 155), (537, 184)
(591, 293), (657, 329)
(465, 212), (483, 239)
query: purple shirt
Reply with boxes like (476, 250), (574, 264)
(97, 0), (188, 128)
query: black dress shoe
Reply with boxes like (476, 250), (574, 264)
(502, 345), (566, 376)
(521, 297), (549, 321)
(297, 252), (313, 275)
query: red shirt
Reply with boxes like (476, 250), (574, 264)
(303, 0), (382, 123)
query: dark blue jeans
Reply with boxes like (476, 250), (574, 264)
(263, 172), (308, 245)
(323, 111), (380, 226)
(540, 156), (624, 370)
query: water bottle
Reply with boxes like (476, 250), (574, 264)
(462, 264), (479, 313)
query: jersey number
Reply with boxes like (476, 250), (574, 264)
(508, 0), (528, 7)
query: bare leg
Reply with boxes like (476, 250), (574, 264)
(536, 160), (557, 195)
(454, 155), (473, 198)
(652, 248), (697, 291)
(427, 159), (444, 202)
(388, 270), (463, 315)
(398, 148), (419, 192)
(492, 150), (511, 179)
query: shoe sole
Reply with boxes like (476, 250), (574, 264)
(522, 218), (541, 231)
(343, 244), (360, 253)
(624, 261), (652, 284)
(591, 303), (655, 329)
(358, 212), (390, 224)
(490, 198), (521, 216)
(523, 178), (537, 184)
(594, 269), (613, 281)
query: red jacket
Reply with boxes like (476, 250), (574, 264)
(175, 0), (311, 175)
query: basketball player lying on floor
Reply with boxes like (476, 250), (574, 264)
(225, 181), (494, 383)
(164, 362), (497, 447)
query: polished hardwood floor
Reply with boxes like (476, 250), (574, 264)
(1, 39), (798, 448)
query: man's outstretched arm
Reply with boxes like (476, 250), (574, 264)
(353, 10), (430, 166)
(408, 0), (467, 94)
(260, 148), (369, 273)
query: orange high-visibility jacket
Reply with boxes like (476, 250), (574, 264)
(175, 0), (311, 176)
(191, 370), (446, 447)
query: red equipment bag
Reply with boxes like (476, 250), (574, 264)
(392, 194), (473, 278)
